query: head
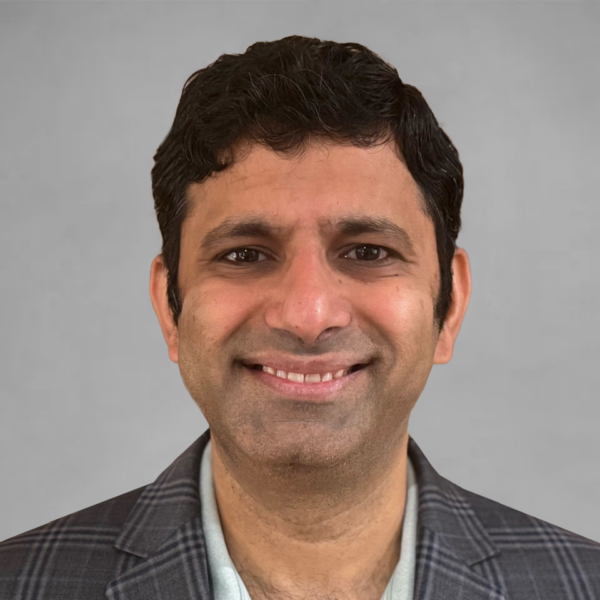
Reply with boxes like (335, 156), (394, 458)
(149, 36), (471, 476)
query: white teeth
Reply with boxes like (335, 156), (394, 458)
(261, 365), (354, 383)
(287, 372), (304, 383)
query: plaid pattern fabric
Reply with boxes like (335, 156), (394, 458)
(1, 428), (599, 599)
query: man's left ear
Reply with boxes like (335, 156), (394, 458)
(433, 248), (472, 365)
(149, 254), (180, 364)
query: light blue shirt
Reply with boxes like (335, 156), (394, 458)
(200, 439), (418, 599)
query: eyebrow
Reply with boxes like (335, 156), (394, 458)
(321, 215), (417, 257)
(199, 214), (417, 258)
(200, 217), (287, 253)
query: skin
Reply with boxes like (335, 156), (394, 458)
(149, 140), (471, 600)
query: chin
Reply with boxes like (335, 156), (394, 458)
(236, 421), (362, 468)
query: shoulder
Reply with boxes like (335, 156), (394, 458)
(0, 485), (147, 599)
(460, 483), (600, 593)
(462, 482), (599, 548)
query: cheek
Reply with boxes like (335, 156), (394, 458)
(362, 283), (433, 337)
(368, 286), (437, 382)
(176, 288), (240, 412)
(179, 282), (255, 355)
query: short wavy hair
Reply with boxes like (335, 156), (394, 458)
(152, 35), (464, 333)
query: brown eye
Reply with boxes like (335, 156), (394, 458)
(222, 248), (265, 263)
(345, 245), (393, 262)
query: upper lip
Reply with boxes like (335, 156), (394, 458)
(240, 355), (370, 375)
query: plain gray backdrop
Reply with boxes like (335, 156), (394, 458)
(1, 2), (599, 544)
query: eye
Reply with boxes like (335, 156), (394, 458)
(218, 244), (398, 266)
(221, 248), (266, 264)
(343, 245), (396, 264)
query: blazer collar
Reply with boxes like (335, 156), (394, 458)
(112, 429), (210, 560)
(408, 436), (499, 567)
(107, 429), (504, 600)
(408, 437), (505, 599)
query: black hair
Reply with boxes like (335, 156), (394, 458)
(152, 35), (463, 333)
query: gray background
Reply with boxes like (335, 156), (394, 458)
(1, 2), (599, 544)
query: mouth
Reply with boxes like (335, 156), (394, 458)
(240, 362), (369, 401)
(244, 362), (368, 381)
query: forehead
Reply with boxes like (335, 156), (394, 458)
(184, 141), (433, 247)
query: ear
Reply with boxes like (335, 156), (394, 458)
(433, 248), (472, 364)
(149, 254), (180, 364)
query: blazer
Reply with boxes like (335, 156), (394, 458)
(1, 428), (599, 600)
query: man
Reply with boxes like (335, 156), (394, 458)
(1, 35), (598, 600)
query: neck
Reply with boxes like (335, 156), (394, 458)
(210, 432), (410, 600)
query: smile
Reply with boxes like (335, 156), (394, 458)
(246, 363), (366, 384)
(242, 362), (369, 401)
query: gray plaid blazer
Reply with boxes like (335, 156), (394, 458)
(1, 429), (599, 599)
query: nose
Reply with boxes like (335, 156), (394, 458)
(264, 243), (352, 346)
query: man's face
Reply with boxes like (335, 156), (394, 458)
(158, 141), (447, 468)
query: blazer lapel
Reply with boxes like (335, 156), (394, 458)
(106, 430), (506, 600)
(106, 430), (213, 600)
(408, 437), (506, 600)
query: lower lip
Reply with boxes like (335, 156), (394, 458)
(243, 365), (368, 401)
